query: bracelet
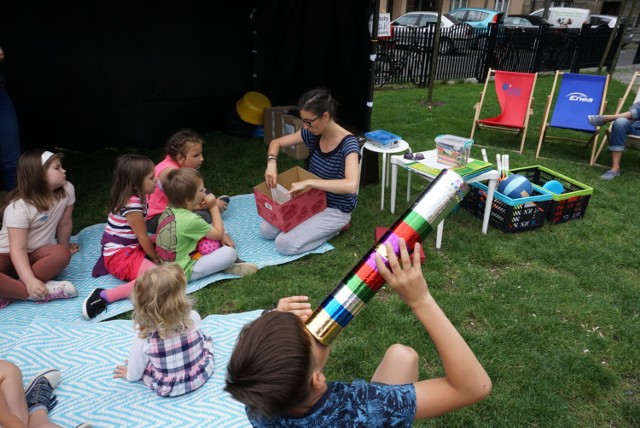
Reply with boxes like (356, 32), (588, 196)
(267, 154), (277, 163)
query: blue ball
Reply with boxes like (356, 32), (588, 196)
(498, 174), (534, 199)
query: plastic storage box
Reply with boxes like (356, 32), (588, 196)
(365, 130), (401, 148)
(435, 134), (474, 167)
(509, 165), (593, 224)
(462, 180), (553, 232)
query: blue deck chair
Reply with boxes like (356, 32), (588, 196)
(535, 71), (609, 163)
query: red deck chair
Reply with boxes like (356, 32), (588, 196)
(470, 68), (538, 154)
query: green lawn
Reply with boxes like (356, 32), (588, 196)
(64, 74), (639, 427)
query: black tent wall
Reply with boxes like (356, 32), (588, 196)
(0, 0), (376, 152)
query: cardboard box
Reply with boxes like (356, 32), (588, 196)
(263, 106), (295, 145)
(375, 227), (425, 263)
(263, 106), (308, 159)
(280, 115), (308, 159)
(254, 166), (327, 232)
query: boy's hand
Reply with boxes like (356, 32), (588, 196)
(276, 296), (312, 321)
(201, 193), (217, 210)
(69, 243), (80, 255)
(114, 360), (128, 379)
(375, 239), (430, 309)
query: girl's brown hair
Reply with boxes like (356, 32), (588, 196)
(108, 154), (155, 214)
(132, 264), (193, 339)
(163, 168), (202, 209)
(165, 129), (204, 161)
(1, 149), (67, 216)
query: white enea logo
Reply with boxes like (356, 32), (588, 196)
(567, 92), (593, 102)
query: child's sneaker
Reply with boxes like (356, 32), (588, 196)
(25, 368), (61, 415)
(31, 281), (77, 302)
(82, 288), (107, 320)
(224, 262), (258, 277)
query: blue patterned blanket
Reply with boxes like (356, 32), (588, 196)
(1, 311), (261, 427)
(0, 194), (333, 328)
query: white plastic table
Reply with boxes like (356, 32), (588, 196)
(390, 149), (499, 249)
(360, 139), (411, 210)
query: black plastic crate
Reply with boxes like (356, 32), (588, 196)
(510, 166), (593, 224)
(463, 181), (552, 233)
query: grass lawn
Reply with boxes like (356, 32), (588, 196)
(63, 74), (639, 426)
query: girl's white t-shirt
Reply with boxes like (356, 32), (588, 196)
(0, 181), (75, 253)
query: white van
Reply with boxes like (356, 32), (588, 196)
(530, 7), (591, 29)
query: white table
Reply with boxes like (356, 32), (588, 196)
(390, 149), (499, 249)
(360, 139), (411, 210)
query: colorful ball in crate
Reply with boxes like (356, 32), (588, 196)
(543, 179), (564, 194)
(498, 174), (533, 199)
(197, 238), (222, 255)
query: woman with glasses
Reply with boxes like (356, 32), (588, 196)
(261, 88), (360, 255)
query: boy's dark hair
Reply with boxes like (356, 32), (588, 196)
(163, 168), (201, 209)
(225, 311), (314, 418)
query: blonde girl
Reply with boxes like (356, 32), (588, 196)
(114, 264), (215, 397)
(83, 154), (160, 320)
(145, 129), (229, 234)
(0, 150), (78, 307)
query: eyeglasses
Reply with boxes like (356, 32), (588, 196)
(403, 152), (425, 161)
(301, 115), (321, 127)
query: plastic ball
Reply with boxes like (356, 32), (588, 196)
(498, 174), (534, 199)
(197, 238), (221, 255)
(543, 179), (564, 194)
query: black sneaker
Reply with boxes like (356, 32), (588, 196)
(82, 288), (107, 320)
(25, 368), (60, 414)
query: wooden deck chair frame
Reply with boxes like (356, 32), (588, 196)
(470, 68), (537, 154)
(591, 71), (640, 166)
(535, 71), (609, 164)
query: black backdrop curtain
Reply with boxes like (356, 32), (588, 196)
(0, 0), (375, 151)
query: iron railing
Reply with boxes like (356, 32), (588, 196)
(375, 22), (626, 87)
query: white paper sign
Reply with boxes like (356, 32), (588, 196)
(379, 13), (391, 37)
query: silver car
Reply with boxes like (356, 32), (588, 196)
(589, 14), (634, 46)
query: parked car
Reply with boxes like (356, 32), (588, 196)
(448, 7), (505, 49)
(504, 15), (550, 28)
(390, 11), (474, 54)
(448, 7), (504, 29)
(589, 14), (634, 46)
(530, 7), (590, 29)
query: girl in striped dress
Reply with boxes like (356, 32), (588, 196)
(114, 264), (215, 397)
(83, 154), (161, 320)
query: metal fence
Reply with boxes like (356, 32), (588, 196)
(375, 23), (625, 87)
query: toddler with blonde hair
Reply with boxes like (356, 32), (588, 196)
(114, 264), (215, 397)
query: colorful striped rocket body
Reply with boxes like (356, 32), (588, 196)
(305, 169), (469, 345)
